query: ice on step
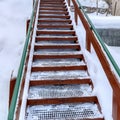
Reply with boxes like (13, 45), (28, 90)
(30, 70), (89, 80)
(26, 103), (103, 120)
(28, 84), (92, 99)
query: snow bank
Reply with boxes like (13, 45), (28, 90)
(79, 0), (109, 8)
(89, 15), (120, 28)
(0, 0), (32, 119)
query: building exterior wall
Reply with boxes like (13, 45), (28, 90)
(97, 29), (120, 46)
(112, 0), (120, 15)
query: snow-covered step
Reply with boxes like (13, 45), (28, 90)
(35, 39), (76, 45)
(31, 65), (87, 72)
(30, 70), (89, 81)
(36, 36), (77, 41)
(28, 84), (92, 99)
(34, 43), (79, 46)
(33, 51), (84, 60)
(26, 103), (103, 120)
(39, 7), (67, 11)
(41, 1), (65, 3)
(39, 5), (67, 9)
(34, 50), (81, 55)
(39, 11), (68, 15)
(38, 19), (72, 24)
(36, 30), (75, 36)
(34, 48), (78, 52)
(33, 54), (83, 61)
(32, 59), (85, 67)
(37, 24), (73, 30)
(35, 40), (75, 44)
(40, 3), (66, 6)
(30, 78), (92, 86)
(34, 44), (80, 50)
(38, 15), (70, 19)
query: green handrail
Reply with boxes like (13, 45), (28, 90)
(76, 0), (120, 77)
(8, 0), (38, 120)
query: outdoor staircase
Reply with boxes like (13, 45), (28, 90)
(21, 0), (104, 119)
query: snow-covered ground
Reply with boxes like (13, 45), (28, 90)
(0, 0), (32, 119)
(79, 0), (109, 8)
(89, 15), (120, 28)
(0, 0), (120, 120)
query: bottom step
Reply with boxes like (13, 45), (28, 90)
(26, 103), (103, 120)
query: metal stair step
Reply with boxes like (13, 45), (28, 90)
(34, 47), (80, 52)
(40, 3), (65, 6)
(32, 58), (84, 67)
(27, 97), (98, 105)
(34, 50), (81, 55)
(39, 11), (68, 15)
(30, 78), (92, 86)
(40, 2), (65, 7)
(41, 0), (64, 1)
(35, 40), (75, 44)
(40, 4), (66, 8)
(39, 7), (68, 11)
(35, 36), (77, 41)
(34, 45), (80, 52)
(26, 103), (103, 120)
(38, 19), (72, 24)
(33, 54), (83, 60)
(28, 84), (92, 99)
(30, 70), (89, 81)
(38, 15), (70, 19)
(31, 64), (87, 72)
(34, 44), (80, 50)
(36, 30), (75, 36)
(37, 24), (73, 30)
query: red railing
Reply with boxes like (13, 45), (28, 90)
(67, 0), (120, 120)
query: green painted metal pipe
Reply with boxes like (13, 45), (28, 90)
(76, 0), (120, 77)
(7, 1), (38, 120)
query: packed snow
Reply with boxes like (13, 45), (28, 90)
(79, 0), (109, 8)
(0, 0), (32, 119)
(0, 0), (120, 120)
(89, 15), (120, 28)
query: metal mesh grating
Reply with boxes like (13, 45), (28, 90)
(28, 84), (92, 99)
(30, 70), (89, 80)
(32, 59), (85, 67)
(26, 103), (103, 120)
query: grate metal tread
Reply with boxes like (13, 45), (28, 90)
(30, 70), (89, 80)
(35, 40), (75, 44)
(28, 84), (92, 99)
(26, 103), (103, 120)
(32, 59), (85, 67)
(34, 51), (82, 55)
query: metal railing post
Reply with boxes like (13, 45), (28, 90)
(68, 0), (70, 6)
(86, 30), (91, 52)
(74, 8), (78, 25)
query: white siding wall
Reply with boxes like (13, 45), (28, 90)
(112, 0), (120, 15)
